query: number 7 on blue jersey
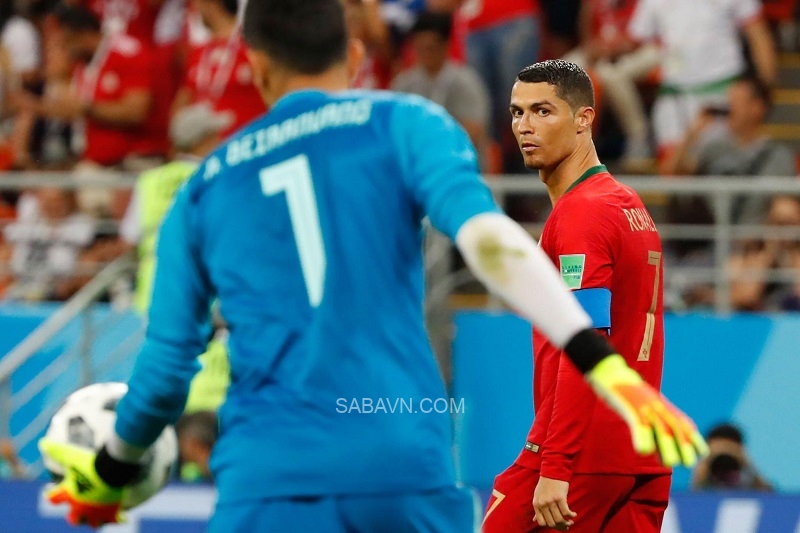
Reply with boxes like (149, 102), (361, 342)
(259, 154), (327, 307)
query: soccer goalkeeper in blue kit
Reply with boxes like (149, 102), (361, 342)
(39, 0), (706, 530)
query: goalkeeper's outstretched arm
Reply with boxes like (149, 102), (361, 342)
(455, 212), (708, 467)
(456, 212), (607, 372)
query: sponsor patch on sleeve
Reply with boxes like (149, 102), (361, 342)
(559, 254), (586, 289)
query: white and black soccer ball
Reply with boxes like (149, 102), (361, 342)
(42, 382), (178, 510)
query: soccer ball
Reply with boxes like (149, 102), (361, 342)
(42, 382), (178, 510)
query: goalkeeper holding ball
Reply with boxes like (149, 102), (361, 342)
(40, 0), (706, 530)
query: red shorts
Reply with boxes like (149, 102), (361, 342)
(483, 463), (671, 533)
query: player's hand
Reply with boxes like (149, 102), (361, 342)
(38, 438), (125, 528)
(587, 355), (709, 468)
(533, 476), (575, 530)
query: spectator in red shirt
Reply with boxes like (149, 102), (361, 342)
(21, 4), (159, 216)
(171, 0), (266, 138)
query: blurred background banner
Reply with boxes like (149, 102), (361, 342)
(2, 481), (215, 532)
(4, 305), (800, 495)
(1, 481), (800, 532)
(451, 311), (800, 493)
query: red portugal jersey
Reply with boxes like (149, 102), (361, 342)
(515, 165), (670, 480)
(184, 35), (268, 138)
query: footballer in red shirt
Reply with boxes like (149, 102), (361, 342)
(483, 60), (671, 532)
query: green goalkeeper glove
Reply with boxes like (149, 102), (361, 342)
(38, 438), (138, 527)
(587, 354), (709, 468)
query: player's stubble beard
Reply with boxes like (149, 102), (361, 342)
(521, 148), (550, 171)
(523, 156), (544, 170)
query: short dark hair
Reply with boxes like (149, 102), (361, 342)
(516, 59), (595, 111)
(53, 3), (101, 33)
(410, 11), (452, 41)
(243, 0), (348, 75)
(707, 423), (744, 444)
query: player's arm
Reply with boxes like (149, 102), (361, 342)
(395, 97), (707, 468)
(39, 180), (213, 526)
(741, 15), (777, 86)
(112, 183), (213, 452)
(538, 209), (616, 482)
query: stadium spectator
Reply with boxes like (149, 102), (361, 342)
(563, 0), (661, 170)
(629, 0), (777, 172)
(171, 0), (266, 139)
(764, 196), (800, 311)
(175, 410), (218, 483)
(2, 188), (95, 301)
(691, 422), (774, 491)
(728, 196), (800, 311)
(391, 11), (490, 167)
(664, 75), (796, 228)
(19, 4), (164, 216)
(660, 75), (796, 307)
(14, 32), (75, 169)
(462, 0), (541, 172)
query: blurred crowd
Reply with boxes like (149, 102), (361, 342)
(0, 0), (796, 311)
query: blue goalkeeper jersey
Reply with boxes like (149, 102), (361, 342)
(115, 89), (499, 502)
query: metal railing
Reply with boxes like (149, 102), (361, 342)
(0, 256), (143, 478)
(0, 172), (797, 315)
(487, 175), (799, 314)
(0, 171), (797, 468)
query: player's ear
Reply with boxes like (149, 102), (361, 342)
(575, 106), (595, 134)
(246, 49), (272, 106)
(346, 37), (366, 86)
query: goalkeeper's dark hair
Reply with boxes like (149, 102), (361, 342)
(53, 3), (101, 33)
(243, 0), (348, 75)
(517, 59), (595, 111)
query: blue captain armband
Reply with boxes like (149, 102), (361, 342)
(573, 288), (611, 332)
